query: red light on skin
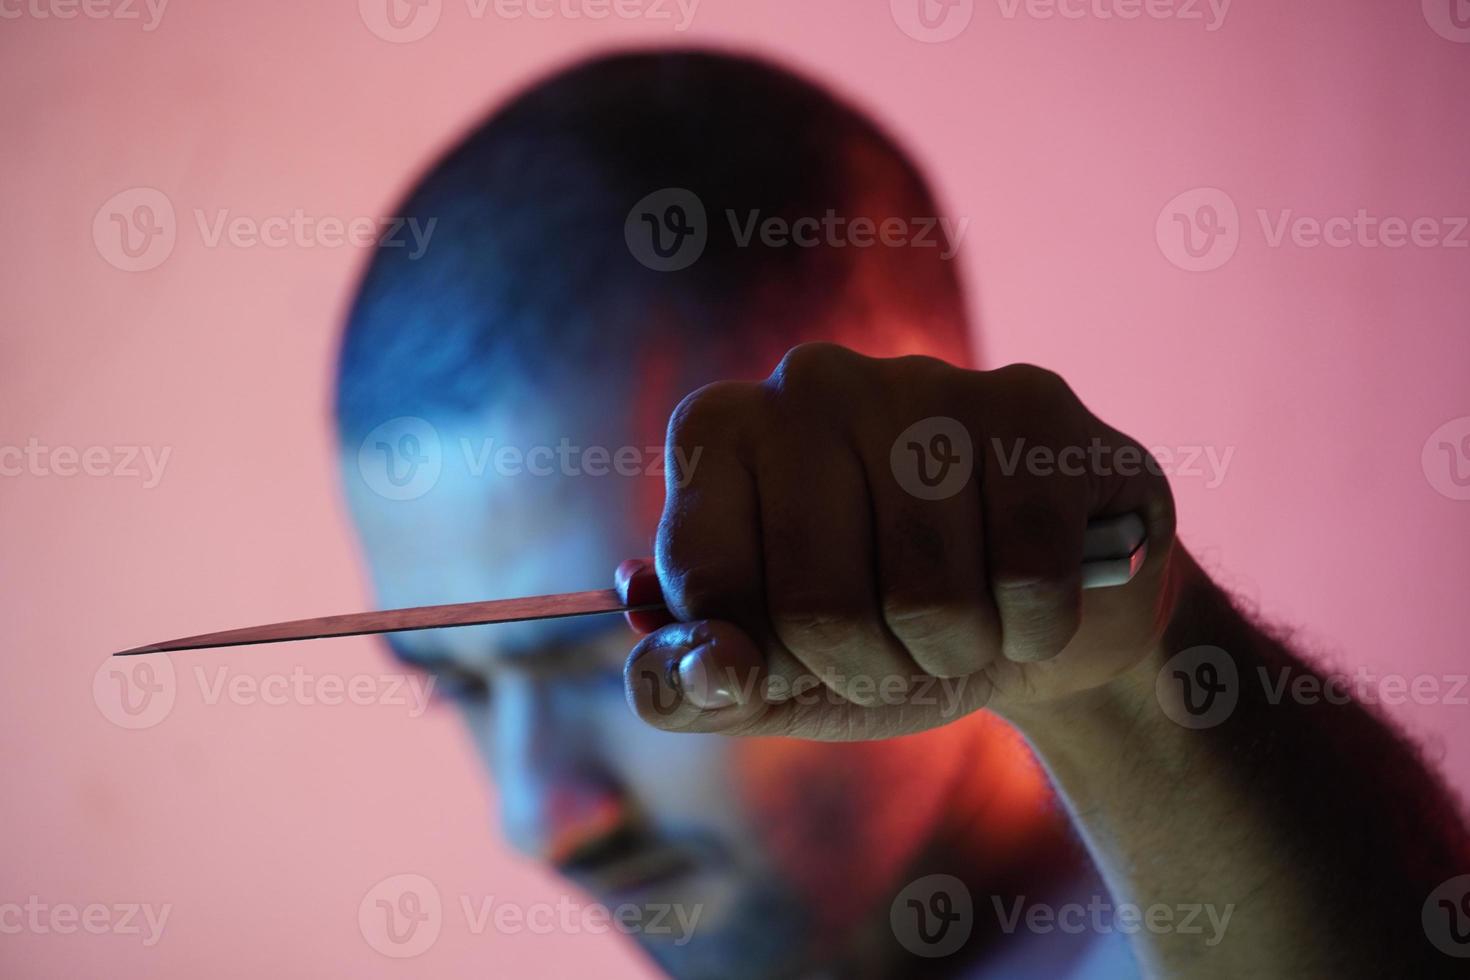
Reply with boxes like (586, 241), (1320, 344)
(543, 787), (630, 869)
(620, 313), (973, 539)
(729, 714), (1059, 946)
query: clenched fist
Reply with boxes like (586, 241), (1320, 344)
(618, 343), (1180, 740)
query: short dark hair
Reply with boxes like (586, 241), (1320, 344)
(335, 49), (968, 443)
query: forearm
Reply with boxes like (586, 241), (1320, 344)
(999, 547), (1470, 977)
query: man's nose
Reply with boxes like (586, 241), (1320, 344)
(487, 678), (630, 864)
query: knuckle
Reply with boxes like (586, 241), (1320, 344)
(880, 594), (967, 649)
(997, 591), (1080, 662)
(888, 353), (953, 381)
(653, 523), (730, 617)
(990, 572), (1074, 602)
(988, 508), (1079, 591)
(989, 556), (1082, 616)
(769, 602), (862, 659)
(1008, 496), (1067, 541)
(657, 560), (731, 620)
(992, 363), (1076, 406)
(988, 528), (1075, 591)
(886, 510), (952, 569)
(667, 380), (754, 447)
(765, 342), (859, 404)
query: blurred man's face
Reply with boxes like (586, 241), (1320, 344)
(341, 400), (973, 978)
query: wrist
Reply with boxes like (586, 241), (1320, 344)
(994, 546), (1220, 771)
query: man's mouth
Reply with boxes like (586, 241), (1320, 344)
(580, 848), (699, 896)
(557, 832), (703, 897)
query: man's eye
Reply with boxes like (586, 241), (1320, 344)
(594, 665), (626, 691)
(428, 665), (491, 705)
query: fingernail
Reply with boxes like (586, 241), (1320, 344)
(614, 558), (650, 599)
(677, 645), (737, 710)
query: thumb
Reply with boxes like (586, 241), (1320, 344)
(623, 619), (772, 733)
(624, 619), (995, 740)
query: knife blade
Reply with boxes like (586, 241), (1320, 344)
(114, 590), (666, 657)
(114, 513), (1147, 657)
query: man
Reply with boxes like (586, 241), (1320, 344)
(337, 50), (1469, 977)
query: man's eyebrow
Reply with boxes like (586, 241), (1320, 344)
(383, 633), (451, 669)
(382, 617), (626, 668)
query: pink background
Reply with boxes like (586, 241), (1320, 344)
(3, 1), (1468, 976)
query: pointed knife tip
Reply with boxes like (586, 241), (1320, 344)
(113, 644), (162, 657)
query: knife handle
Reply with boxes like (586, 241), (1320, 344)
(1080, 513), (1149, 589)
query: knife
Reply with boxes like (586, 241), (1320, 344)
(114, 513), (1148, 657)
